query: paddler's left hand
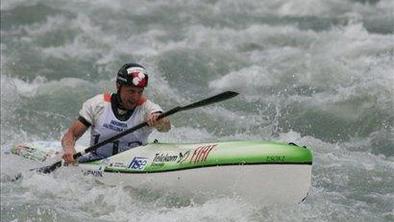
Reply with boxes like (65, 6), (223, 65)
(146, 112), (161, 127)
(146, 112), (171, 132)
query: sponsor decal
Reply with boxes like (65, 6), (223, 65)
(148, 151), (190, 167)
(109, 162), (127, 168)
(266, 155), (286, 162)
(177, 150), (191, 164)
(189, 144), (217, 164)
(153, 153), (178, 162)
(103, 120), (128, 132)
(148, 145), (216, 167)
(128, 156), (148, 170)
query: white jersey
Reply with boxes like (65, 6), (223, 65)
(78, 93), (163, 160)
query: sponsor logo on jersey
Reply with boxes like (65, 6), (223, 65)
(103, 120), (128, 132)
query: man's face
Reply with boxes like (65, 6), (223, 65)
(118, 84), (144, 109)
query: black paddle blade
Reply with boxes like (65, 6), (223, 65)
(181, 91), (239, 111)
(33, 160), (62, 174)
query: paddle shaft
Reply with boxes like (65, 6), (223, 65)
(36, 91), (238, 174)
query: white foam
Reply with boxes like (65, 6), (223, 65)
(2, 1), (393, 221)
(0, 0), (40, 10)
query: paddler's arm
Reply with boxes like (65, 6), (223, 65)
(61, 119), (89, 164)
(146, 112), (171, 132)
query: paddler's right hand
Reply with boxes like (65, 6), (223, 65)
(62, 146), (76, 165)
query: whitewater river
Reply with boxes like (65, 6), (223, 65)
(1, 0), (393, 221)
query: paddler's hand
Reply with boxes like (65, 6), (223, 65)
(146, 112), (161, 127)
(146, 112), (171, 132)
(62, 146), (76, 165)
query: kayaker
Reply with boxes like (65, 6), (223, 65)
(61, 63), (171, 164)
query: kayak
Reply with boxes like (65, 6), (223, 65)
(11, 140), (313, 205)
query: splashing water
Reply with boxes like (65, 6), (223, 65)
(1, 0), (393, 221)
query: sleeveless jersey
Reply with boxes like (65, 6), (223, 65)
(78, 93), (163, 160)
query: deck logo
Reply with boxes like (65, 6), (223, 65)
(151, 152), (177, 167)
(266, 155), (286, 162)
(153, 153), (178, 162)
(177, 150), (191, 164)
(190, 144), (217, 164)
(109, 162), (127, 168)
(128, 156), (148, 170)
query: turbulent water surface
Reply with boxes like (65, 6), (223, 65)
(1, 0), (393, 221)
